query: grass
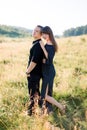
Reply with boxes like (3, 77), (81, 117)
(0, 35), (87, 130)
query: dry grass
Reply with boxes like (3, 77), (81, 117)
(0, 35), (87, 130)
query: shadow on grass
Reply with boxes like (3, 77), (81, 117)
(49, 88), (87, 130)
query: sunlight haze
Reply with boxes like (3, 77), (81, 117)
(0, 0), (87, 35)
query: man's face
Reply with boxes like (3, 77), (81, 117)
(32, 26), (42, 39)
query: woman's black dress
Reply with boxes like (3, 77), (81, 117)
(41, 44), (56, 109)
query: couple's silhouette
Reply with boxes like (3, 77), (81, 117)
(26, 25), (65, 116)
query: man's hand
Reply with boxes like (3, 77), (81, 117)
(26, 71), (30, 77)
(26, 61), (36, 78)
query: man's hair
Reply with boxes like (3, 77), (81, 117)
(37, 25), (43, 34)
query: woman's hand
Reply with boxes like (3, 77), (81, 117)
(43, 58), (46, 63)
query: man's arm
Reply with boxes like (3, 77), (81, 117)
(26, 43), (43, 75)
(26, 61), (36, 75)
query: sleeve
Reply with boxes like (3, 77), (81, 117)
(32, 44), (43, 63)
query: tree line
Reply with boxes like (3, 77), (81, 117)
(63, 25), (87, 37)
(0, 25), (32, 38)
(0, 24), (87, 38)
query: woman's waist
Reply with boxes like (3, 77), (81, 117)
(42, 62), (54, 66)
(42, 64), (55, 74)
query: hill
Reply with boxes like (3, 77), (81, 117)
(0, 25), (32, 38)
(0, 24), (87, 38)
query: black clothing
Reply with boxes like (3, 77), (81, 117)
(27, 39), (43, 97)
(44, 44), (55, 65)
(28, 39), (43, 77)
(41, 44), (56, 111)
(27, 75), (40, 97)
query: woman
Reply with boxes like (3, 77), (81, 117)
(40, 26), (65, 114)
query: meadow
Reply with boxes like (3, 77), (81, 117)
(0, 35), (87, 130)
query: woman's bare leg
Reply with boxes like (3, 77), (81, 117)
(45, 86), (65, 111)
(45, 95), (63, 110)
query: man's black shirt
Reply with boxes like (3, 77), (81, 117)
(28, 39), (43, 76)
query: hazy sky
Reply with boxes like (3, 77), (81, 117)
(0, 0), (87, 35)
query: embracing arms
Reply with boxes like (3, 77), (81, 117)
(39, 41), (48, 59)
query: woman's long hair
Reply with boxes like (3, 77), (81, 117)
(42, 26), (58, 52)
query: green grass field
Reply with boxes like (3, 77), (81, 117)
(0, 35), (87, 130)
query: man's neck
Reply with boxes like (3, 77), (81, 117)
(34, 38), (41, 41)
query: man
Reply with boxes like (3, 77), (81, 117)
(26, 25), (43, 115)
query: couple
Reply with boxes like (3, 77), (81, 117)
(26, 25), (65, 115)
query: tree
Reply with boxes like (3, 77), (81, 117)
(63, 25), (87, 37)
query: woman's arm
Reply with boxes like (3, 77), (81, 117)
(40, 41), (48, 59)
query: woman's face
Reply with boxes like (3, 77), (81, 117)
(42, 33), (49, 41)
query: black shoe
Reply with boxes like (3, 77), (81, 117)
(38, 98), (44, 108)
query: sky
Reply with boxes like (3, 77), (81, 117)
(0, 0), (87, 35)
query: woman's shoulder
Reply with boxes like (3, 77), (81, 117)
(45, 44), (55, 50)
